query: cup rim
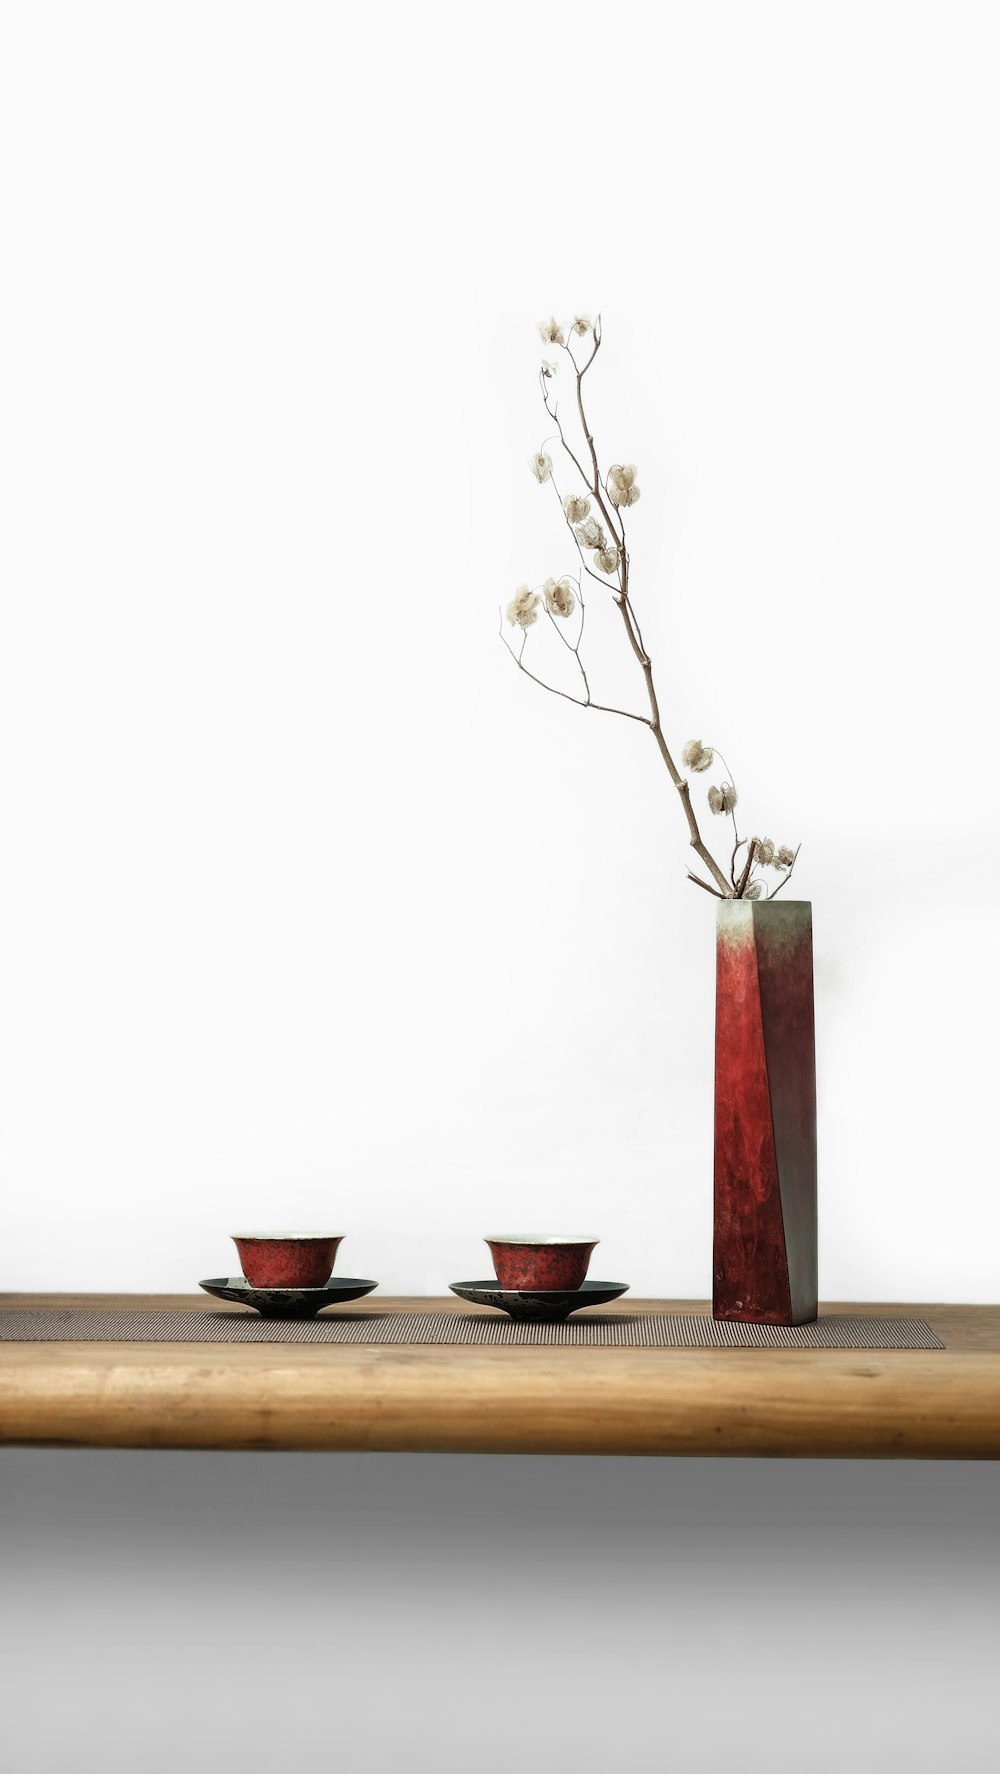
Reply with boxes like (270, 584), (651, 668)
(230, 1232), (344, 1243)
(484, 1235), (599, 1246)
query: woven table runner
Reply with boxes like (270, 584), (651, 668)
(0, 1310), (943, 1348)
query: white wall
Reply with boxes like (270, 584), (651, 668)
(2, 2), (999, 1302)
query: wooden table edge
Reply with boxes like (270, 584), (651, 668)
(2, 1297), (999, 1459)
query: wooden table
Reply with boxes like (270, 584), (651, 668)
(1, 1295), (998, 1458)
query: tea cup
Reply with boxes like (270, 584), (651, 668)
(485, 1235), (599, 1292)
(230, 1232), (344, 1289)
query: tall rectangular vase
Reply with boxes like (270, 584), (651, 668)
(714, 899), (817, 1325)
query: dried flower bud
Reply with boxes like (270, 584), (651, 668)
(708, 783), (738, 815)
(608, 463), (641, 508)
(595, 545), (619, 574)
(543, 576), (576, 618)
(540, 360), (558, 379)
(571, 313), (593, 336)
(529, 450), (553, 483)
(506, 585), (541, 628)
(563, 493), (591, 524)
(775, 845), (796, 869)
(574, 517), (606, 550)
(538, 317), (565, 346)
(745, 882), (763, 900)
(756, 839), (775, 867)
(682, 740), (714, 773)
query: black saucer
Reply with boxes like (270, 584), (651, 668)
(449, 1280), (629, 1321)
(199, 1277), (378, 1318)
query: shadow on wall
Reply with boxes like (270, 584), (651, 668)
(1, 1452), (997, 1773)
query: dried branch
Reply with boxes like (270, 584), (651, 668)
(734, 843), (757, 899)
(561, 344), (734, 898)
(508, 315), (799, 904)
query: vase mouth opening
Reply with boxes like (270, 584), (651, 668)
(717, 897), (811, 909)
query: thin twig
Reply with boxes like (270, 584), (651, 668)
(542, 381), (593, 497)
(767, 844), (802, 899)
(542, 597), (591, 703)
(687, 871), (726, 899)
(498, 611), (650, 726)
(571, 335), (624, 548)
(615, 562), (733, 895)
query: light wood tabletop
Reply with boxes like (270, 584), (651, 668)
(1, 1295), (998, 1458)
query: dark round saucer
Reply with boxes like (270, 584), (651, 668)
(449, 1280), (629, 1321)
(199, 1277), (378, 1318)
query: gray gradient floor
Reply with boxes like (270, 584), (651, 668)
(2, 1452), (996, 1772)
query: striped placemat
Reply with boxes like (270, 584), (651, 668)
(0, 1310), (944, 1348)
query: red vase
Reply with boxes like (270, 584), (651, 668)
(714, 899), (817, 1325)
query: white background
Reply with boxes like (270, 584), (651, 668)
(1, 7), (998, 1773)
(1, 2), (999, 1300)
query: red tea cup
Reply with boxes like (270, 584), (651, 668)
(231, 1233), (343, 1289)
(485, 1235), (599, 1291)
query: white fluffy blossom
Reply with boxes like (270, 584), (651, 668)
(755, 838), (776, 867)
(595, 545), (619, 574)
(541, 360), (558, 379)
(571, 313), (593, 336)
(745, 881), (763, 900)
(543, 577), (576, 618)
(682, 740), (713, 773)
(506, 585), (541, 628)
(574, 516), (606, 550)
(708, 783), (738, 815)
(563, 493), (591, 524)
(608, 463), (640, 508)
(775, 845), (796, 869)
(529, 450), (553, 483)
(538, 317), (565, 346)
